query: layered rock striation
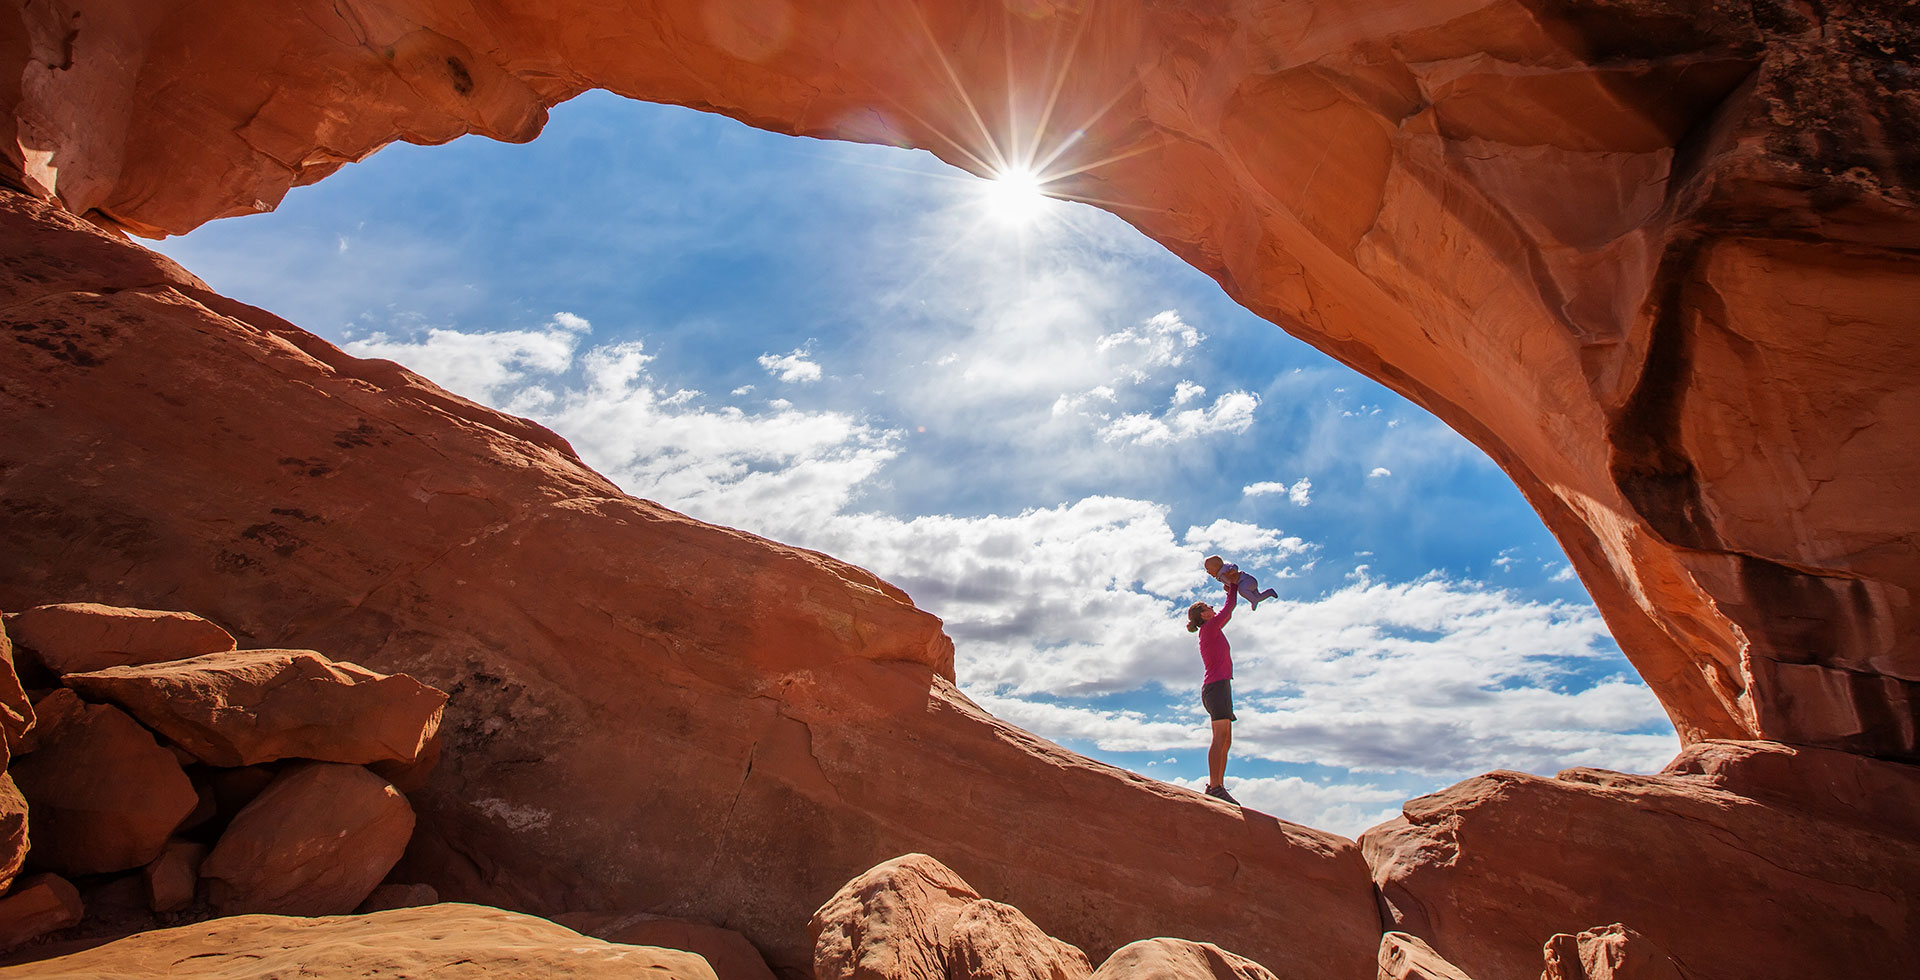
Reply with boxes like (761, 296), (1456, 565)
(4, 0), (1917, 760)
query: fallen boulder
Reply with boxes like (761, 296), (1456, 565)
(4, 604), (234, 675)
(200, 762), (414, 916)
(0, 902), (718, 978)
(0, 777), (26, 895)
(11, 690), (197, 874)
(0, 874), (82, 951)
(1089, 938), (1278, 980)
(1362, 745), (1920, 980)
(1541, 924), (1684, 980)
(1378, 932), (1476, 980)
(556, 911), (776, 980)
(142, 840), (208, 913)
(0, 620), (32, 754)
(949, 899), (1093, 980)
(66, 649), (446, 767)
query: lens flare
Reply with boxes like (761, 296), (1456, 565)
(982, 167), (1050, 223)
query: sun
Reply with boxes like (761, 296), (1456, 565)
(981, 167), (1051, 224)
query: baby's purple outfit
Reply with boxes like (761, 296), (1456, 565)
(1218, 563), (1279, 607)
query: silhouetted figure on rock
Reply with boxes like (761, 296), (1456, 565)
(1187, 572), (1241, 806)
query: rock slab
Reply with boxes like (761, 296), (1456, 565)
(1541, 925), (1685, 980)
(66, 649), (446, 767)
(1378, 932), (1476, 980)
(200, 762), (414, 916)
(1089, 938), (1279, 980)
(557, 911), (776, 980)
(3, 604), (234, 675)
(0, 903), (717, 978)
(0, 874), (82, 951)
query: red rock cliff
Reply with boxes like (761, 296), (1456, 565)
(6, 0), (1917, 759)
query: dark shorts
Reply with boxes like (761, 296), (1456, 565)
(1201, 679), (1235, 722)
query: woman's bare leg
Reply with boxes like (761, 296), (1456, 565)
(1208, 718), (1232, 788)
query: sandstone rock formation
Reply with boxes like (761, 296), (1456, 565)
(1542, 924), (1685, 980)
(1089, 939), (1278, 980)
(357, 882), (439, 914)
(0, 875), (82, 951)
(0, 903), (719, 979)
(11, 690), (196, 875)
(200, 762), (415, 916)
(66, 649), (447, 767)
(141, 840), (207, 914)
(1378, 932), (1477, 980)
(0, 778), (25, 894)
(0, 187), (1381, 977)
(3, 604), (235, 676)
(556, 911), (777, 980)
(0, 623), (32, 754)
(3, 0), (1917, 768)
(1362, 741), (1920, 980)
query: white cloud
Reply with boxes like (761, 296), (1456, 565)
(343, 313), (590, 404)
(1244, 477), (1313, 506)
(1099, 390), (1259, 447)
(1369, 467), (1392, 479)
(1551, 564), (1576, 583)
(1171, 381), (1205, 405)
(1095, 310), (1203, 377)
(758, 348), (822, 383)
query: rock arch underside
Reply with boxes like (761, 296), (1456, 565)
(1, 2), (1917, 979)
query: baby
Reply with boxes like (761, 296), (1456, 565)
(1204, 555), (1279, 610)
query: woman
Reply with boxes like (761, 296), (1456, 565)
(1186, 573), (1240, 805)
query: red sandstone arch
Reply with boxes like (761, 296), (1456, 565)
(11, 0), (1914, 757)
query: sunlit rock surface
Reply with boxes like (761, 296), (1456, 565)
(5, 0), (1917, 759)
(0, 188), (1379, 977)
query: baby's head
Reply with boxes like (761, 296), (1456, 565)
(1203, 555), (1224, 575)
(1186, 601), (1211, 632)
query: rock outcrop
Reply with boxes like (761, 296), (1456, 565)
(66, 649), (447, 767)
(3, 0), (1917, 767)
(1089, 939), (1278, 980)
(0, 188), (1381, 977)
(556, 912), (777, 980)
(200, 762), (415, 917)
(1378, 932), (1477, 980)
(1541, 924), (1686, 980)
(0, 903), (719, 979)
(1362, 740), (1920, 980)
(0, 875), (82, 952)
(4, 604), (236, 676)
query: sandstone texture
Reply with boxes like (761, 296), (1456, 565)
(557, 911), (777, 980)
(0, 903), (719, 979)
(0, 623), (32, 754)
(0, 776), (26, 894)
(66, 649), (446, 766)
(0, 875), (82, 951)
(3, 604), (234, 676)
(200, 762), (415, 916)
(1378, 932), (1476, 980)
(10, 691), (196, 875)
(2, 0), (1917, 768)
(1542, 924), (1685, 980)
(0, 187), (1380, 977)
(1362, 741), (1920, 980)
(1089, 939), (1278, 980)
(140, 840), (206, 914)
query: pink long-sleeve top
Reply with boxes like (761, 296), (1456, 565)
(1196, 581), (1237, 685)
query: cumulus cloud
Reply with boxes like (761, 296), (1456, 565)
(343, 312), (591, 404)
(1244, 478), (1312, 506)
(1369, 467), (1392, 479)
(1099, 390), (1259, 447)
(1095, 310), (1203, 378)
(758, 347), (822, 383)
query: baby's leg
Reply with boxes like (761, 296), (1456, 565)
(1238, 576), (1263, 606)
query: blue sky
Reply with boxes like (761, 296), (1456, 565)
(150, 91), (1678, 835)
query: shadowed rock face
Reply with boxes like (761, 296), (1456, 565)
(4, 0), (1917, 760)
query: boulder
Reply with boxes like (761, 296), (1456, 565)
(556, 911), (776, 980)
(811, 855), (1097, 980)
(0, 776), (27, 895)
(0, 874), (82, 950)
(357, 883), (439, 914)
(3, 603), (234, 675)
(66, 649), (446, 767)
(1362, 750), (1920, 980)
(142, 840), (208, 913)
(0, 903), (718, 978)
(1378, 933), (1476, 980)
(0, 620), (32, 755)
(1089, 939), (1279, 980)
(200, 762), (414, 916)
(948, 900), (1093, 980)
(1541, 925), (1684, 980)
(811, 854), (981, 980)
(10, 690), (197, 874)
